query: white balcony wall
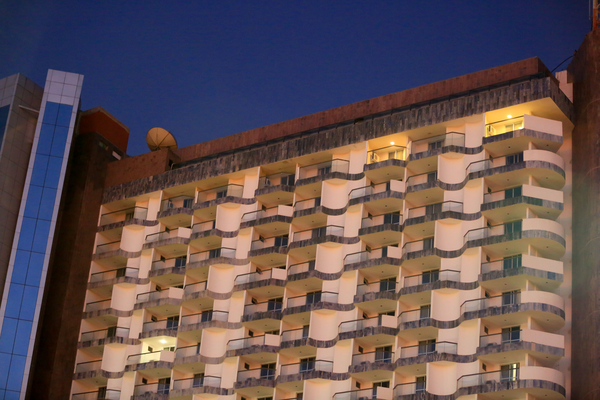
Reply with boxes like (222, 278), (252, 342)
(524, 114), (563, 136)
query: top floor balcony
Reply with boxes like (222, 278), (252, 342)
(99, 206), (149, 228)
(256, 173), (296, 205)
(409, 132), (465, 159)
(158, 195), (195, 227)
(365, 145), (408, 182)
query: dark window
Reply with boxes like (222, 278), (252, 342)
(306, 291), (322, 305)
(208, 248), (221, 258)
(260, 363), (276, 379)
(302, 325), (310, 339)
(501, 326), (521, 343)
(192, 373), (204, 388)
(300, 357), (316, 372)
(501, 290), (520, 306)
(200, 311), (213, 322)
(506, 153), (524, 165)
(416, 376), (426, 393)
(383, 212), (401, 224)
(504, 220), (522, 234)
(502, 255), (522, 270)
(504, 186), (522, 199)
(427, 172), (437, 183)
(174, 256), (187, 268)
(379, 278), (396, 292)
(166, 315), (179, 329)
(421, 269), (439, 284)
(420, 305), (431, 319)
(375, 346), (393, 363)
(157, 377), (170, 394)
(425, 203), (443, 215)
(418, 339), (436, 355)
(267, 298), (283, 311)
(423, 237), (434, 250)
(500, 363), (519, 382)
(428, 140), (443, 151)
(317, 166), (331, 175)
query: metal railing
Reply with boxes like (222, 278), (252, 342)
(180, 310), (229, 326)
(175, 344), (200, 358)
(227, 335), (271, 351)
(293, 196), (321, 211)
(258, 173), (296, 188)
(480, 255), (522, 274)
(402, 238), (434, 253)
(84, 299), (111, 312)
(196, 184), (244, 203)
(142, 319), (179, 332)
(367, 144), (408, 163)
(407, 201), (463, 219)
(89, 267), (138, 282)
(398, 307), (431, 323)
(344, 247), (391, 265)
(288, 260), (316, 275)
(483, 186), (523, 203)
(351, 350), (394, 365)
(406, 171), (437, 188)
(191, 220), (216, 233)
(410, 132), (465, 154)
(393, 382), (425, 396)
(349, 181), (393, 199)
(287, 291), (338, 307)
(479, 330), (522, 347)
(339, 315), (391, 333)
(281, 328), (309, 342)
(298, 159), (349, 179)
(485, 115), (525, 137)
(464, 221), (522, 243)
(95, 241), (120, 254)
(146, 228), (187, 242)
(356, 280), (397, 296)
(244, 300), (283, 315)
(133, 383), (170, 396)
(457, 369), (520, 388)
(189, 247), (236, 263)
(236, 367), (276, 381)
(151, 257), (186, 271)
(460, 292), (521, 314)
(136, 289), (180, 303)
(80, 326), (129, 342)
(172, 376), (221, 390)
(280, 360), (333, 375)
(333, 388), (384, 400)
(242, 206), (285, 222)
(292, 225), (344, 242)
(74, 360), (102, 373)
(403, 270), (460, 288)
(72, 390), (121, 400)
(99, 206), (148, 226)
(183, 280), (208, 295)
(234, 268), (279, 285)
(361, 212), (403, 229)
(250, 236), (288, 250)
(127, 350), (171, 365)
(399, 341), (457, 358)
(161, 195), (194, 211)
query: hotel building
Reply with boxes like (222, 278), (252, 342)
(69, 54), (576, 400)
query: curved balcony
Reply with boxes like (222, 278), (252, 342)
(482, 184), (563, 222)
(400, 270), (462, 297)
(348, 180), (405, 211)
(289, 225), (354, 257)
(344, 246), (402, 275)
(457, 366), (565, 400)
(72, 389), (121, 400)
(359, 212), (403, 247)
(401, 238), (436, 268)
(98, 206), (150, 230)
(464, 218), (566, 259)
(234, 367), (275, 397)
(393, 381), (426, 399)
(483, 114), (563, 153)
(125, 349), (174, 373)
(241, 205), (293, 235)
(409, 132), (466, 164)
(157, 195), (194, 227)
(477, 328), (564, 365)
(78, 326), (133, 348)
(170, 375), (226, 397)
(397, 308), (436, 339)
(149, 257), (186, 287)
(404, 201), (465, 237)
(396, 341), (458, 375)
(249, 236), (288, 267)
(134, 287), (183, 314)
(242, 300), (283, 332)
(140, 318), (178, 339)
(278, 360), (335, 390)
(334, 387), (392, 400)
(338, 315), (398, 340)
(179, 311), (230, 341)
(194, 184), (251, 219)
(480, 254), (563, 291)
(227, 334), (281, 357)
(279, 328), (316, 356)
(405, 171), (443, 203)
(234, 267), (287, 292)
(181, 281), (214, 310)
(350, 350), (394, 378)
(132, 382), (170, 399)
(364, 145), (408, 182)
(173, 344), (204, 367)
(461, 291), (565, 331)
(292, 196), (330, 227)
(255, 173), (296, 205)
(88, 267), (140, 292)
(354, 279), (398, 307)
(188, 219), (227, 248)
(143, 228), (190, 255)
(285, 292), (349, 316)
(73, 360), (105, 382)
(186, 247), (242, 271)
(297, 159), (357, 189)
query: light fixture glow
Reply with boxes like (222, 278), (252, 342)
(390, 141), (395, 145)
(160, 339), (167, 344)
(507, 114), (512, 118)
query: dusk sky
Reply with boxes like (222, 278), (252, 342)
(1, 1), (590, 156)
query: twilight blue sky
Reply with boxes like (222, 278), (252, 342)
(0, 1), (591, 156)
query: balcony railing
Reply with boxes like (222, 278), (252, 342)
(237, 367), (276, 381)
(410, 132), (465, 154)
(483, 186), (523, 203)
(481, 255), (522, 274)
(189, 247), (236, 263)
(288, 260), (316, 275)
(407, 201), (463, 219)
(95, 241), (120, 254)
(74, 360), (102, 373)
(333, 388), (389, 400)
(180, 310), (229, 326)
(457, 369), (520, 388)
(287, 292), (338, 307)
(464, 221), (522, 243)
(142, 319), (179, 332)
(281, 328), (309, 342)
(84, 299), (111, 313)
(80, 326), (129, 342)
(485, 115), (524, 137)
(344, 247), (392, 265)
(151, 257), (187, 271)
(292, 225), (344, 242)
(133, 383), (170, 396)
(183, 280), (208, 295)
(356, 280), (397, 296)
(136, 288), (181, 303)
(349, 181), (394, 199)
(398, 307), (431, 323)
(244, 300), (283, 315)
(466, 152), (525, 175)
(367, 144), (408, 163)
(99, 206), (148, 226)
(294, 196), (321, 211)
(338, 315), (395, 333)
(126, 350), (173, 365)
(403, 270), (460, 288)
(258, 173), (296, 188)
(361, 212), (403, 229)
(146, 228), (188, 242)
(393, 382), (425, 397)
(161, 195), (194, 211)
(460, 292), (521, 314)
(89, 267), (138, 282)
(399, 342), (457, 358)
(196, 184), (244, 203)
(351, 350), (394, 365)
(479, 330), (522, 347)
(72, 389), (121, 400)
(172, 376), (221, 390)
(406, 171), (437, 188)
(250, 236), (288, 250)
(298, 159), (349, 179)
(242, 206), (289, 222)
(175, 344), (200, 358)
(234, 268), (283, 285)
(280, 360), (333, 375)
(402, 238), (434, 253)
(191, 220), (216, 233)
(227, 335), (276, 351)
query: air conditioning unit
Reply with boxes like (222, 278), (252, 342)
(369, 152), (380, 163)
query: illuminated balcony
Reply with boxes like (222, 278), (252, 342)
(125, 349), (174, 373)
(99, 206), (149, 228)
(484, 114), (564, 154)
(359, 212), (403, 247)
(249, 236), (289, 267)
(480, 254), (563, 292)
(241, 205), (293, 236)
(364, 145), (408, 182)
(255, 173), (296, 206)
(157, 195), (194, 227)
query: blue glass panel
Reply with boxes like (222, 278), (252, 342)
(42, 102), (59, 125)
(5, 389), (20, 400)
(11, 251), (31, 285)
(38, 187), (57, 221)
(43, 157), (63, 189)
(12, 320), (32, 356)
(23, 185), (43, 219)
(36, 124), (55, 156)
(6, 354), (26, 391)
(0, 352), (10, 388)
(4, 284), (24, 319)
(32, 220), (51, 252)
(25, 253), (45, 286)
(0, 318), (18, 353)
(29, 155), (49, 187)
(16, 218), (36, 251)
(50, 126), (69, 157)
(0, 388), (5, 398)
(19, 286), (38, 321)
(56, 104), (73, 127)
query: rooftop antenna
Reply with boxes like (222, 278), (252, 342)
(146, 127), (178, 151)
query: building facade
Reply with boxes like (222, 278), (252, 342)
(70, 57), (574, 400)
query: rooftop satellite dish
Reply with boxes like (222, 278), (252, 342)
(146, 127), (178, 151)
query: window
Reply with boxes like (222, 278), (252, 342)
(115, 267), (126, 278)
(306, 291), (322, 305)
(423, 237), (434, 250)
(200, 310), (213, 322)
(302, 325), (310, 339)
(183, 197), (193, 208)
(379, 278), (396, 292)
(192, 373), (204, 388)
(428, 140), (443, 151)
(373, 381), (390, 396)
(501, 326), (521, 343)
(166, 315), (179, 329)
(274, 235), (289, 247)
(383, 212), (401, 224)
(312, 226), (326, 238)
(416, 376), (426, 393)
(267, 297), (283, 311)
(504, 186), (522, 199)
(97, 387), (107, 399)
(300, 357), (316, 372)
(502, 255), (522, 270)
(427, 172), (437, 183)
(215, 188), (227, 199)
(106, 326), (117, 338)
(501, 290), (520, 306)
(425, 203), (442, 215)
(418, 339), (436, 355)
(504, 220), (522, 234)
(208, 248), (221, 258)
(157, 378), (170, 394)
(500, 363), (519, 382)
(174, 255), (187, 268)
(260, 363), (276, 379)
(375, 346), (392, 363)
(421, 269), (439, 284)
(506, 153), (524, 165)
(419, 305), (431, 319)
(318, 166), (331, 175)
